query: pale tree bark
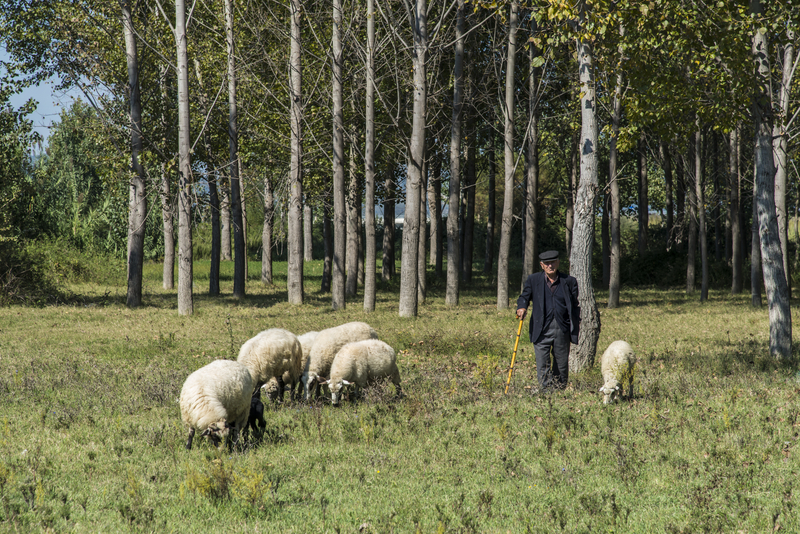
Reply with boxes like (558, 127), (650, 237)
(446, 0), (464, 306)
(496, 1), (517, 310)
(286, 0), (303, 304)
(695, 125), (708, 302)
(568, 22), (601, 372)
(686, 139), (697, 294)
(220, 179), (231, 261)
(262, 174), (273, 285)
(417, 139), (428, 304)
(751, 168), (763, 307)
(322, 204), (332, 292)
(193, 60), (219, 295)
(364, 0), (376, 312)
(565, 131), (576, 255)
(462, 117), (476, 284)
(773, 29), (794, 297)
(730, 127), (743, 294)
(398, 0), (427, 318)
(608, 32), (623, 309)
(332, 0), (346, 310)
(175, 0), (193, 315)
(522, 37), (538, 285)
(483, 131), (496, 277)
(382, 164), (395, 282)
(752, 2), (792, 359)
(303, 204), (313, 261)
(157, 67), (174, 290)
(637, 132), (648, 255)
(122, 0), (146, 308)
(225, 0), (245, 298)
(347, 141), (358, 298)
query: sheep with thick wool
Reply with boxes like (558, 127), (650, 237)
(599, 340), (636, 404)
(179, 359), (253, 450)
(237, 328), (302, 403)
(326, 339), (401, 405)
(302, 322), (377, 400)
(263, 331), (319, 401)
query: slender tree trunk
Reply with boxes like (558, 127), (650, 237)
(225, 0), (245, 298)
(347, 141), (358, 298)
(712, 134), (722, 261)
(496, 1), (517, 310)
(399, 0), (426, 317)
(686, 137), (697, 294)
(304, 204), (313, 261)
(175, 0), (193, 315)
(662, 140), (674, 250)
(364, 0), (376, 311)
(430, 157), (443, 277)
(751, 176), (762, 306)
(322, 203), (332, 292)
(565, 131), (576, 255)
(462, 119), (476, 284)
(286, 0), (303, 304)
(357, 187), (364, 285)
(383, 165), (395, 282)
(730, 127), (743, 294)
(637, 132), (648, 255)
(676, 156), (686, 251)
(523, 38), (538, 284)
(160, 162), (175, 290)
(569, 21), (601, 371)
(332, 0), (346, 309)
(774, 29), (794, 297)
(446, 0), (464, 306)
(484, 132), (496, 277)
(417, 139), (428, 304)
(696, 125), (708, 301)
(608, 44), (623, 308)
(122, 0), (146, 308)
(752, 2), (791, 358)
(220, 178), (231, 261)
(262, 174), (273, 285)
(601, 193), (609, 288)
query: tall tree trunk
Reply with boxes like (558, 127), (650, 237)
(347, 141), (358, 298)
(158, 67), (174, 290)
(637, 132), (648, 255)
(752, 1), (792, 358)
(417, 139), (428, 304)
(462, 118), (476, 284)
(399, 0), (426, 317)
(751, 177), (762, 306)
(565, 131), (576, 255)
(675, 155), (686, 251)
(569, 21), (601, 371)
(523, 38), (538, 284)
(696, 125), (708, 301)
(446, 0), (464, 306)
(496, 1), (517, 310)
(686, 138), (697, 293)
(608, 40), (623, 309)
(225, 0), (245, 298)
(484, 131), (496, 277)
(712, 134), (722, 261)
(262, 174), (273, 285)
(322, 203), (332, 292)
(730, 127), (743, 294)
(304, 204), (313, 261)
(382, 165), (395, 282)
(601, 193), (609, 288)
(332, 0), (346, 309)
(364, 0), (376, 311)
(286, 0), (303, 304)
(175, 0), (193, 315)
(662, 140), (674, 250)
(220, 178), (231, 261)
(430, 157), (443, 277)
(357, 186), (364, 285)
(122, 0), (146, 308)
(774, 29), (794, 297)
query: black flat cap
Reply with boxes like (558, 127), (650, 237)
(539, 250), (559, 262)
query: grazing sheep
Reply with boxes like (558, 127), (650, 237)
(302, 322), (377, 400)
(180, 359), (253, 450)
(263, 330), (319, 402)
(237, 328), (302, 403)
(599, 340), (636, 405)
(325, 339), (401, 405)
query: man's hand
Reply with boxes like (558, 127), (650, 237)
(516, 308), (527, 320)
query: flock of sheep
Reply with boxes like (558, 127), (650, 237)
(179, 321), (402, 450)
(178, 316), (637, 450)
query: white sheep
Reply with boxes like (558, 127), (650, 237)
(179, 359), (253, 450)
(599, 340), (636, 404)
(237, 328), (302, 403)
(263, 331), (319, 402)
(325, 339), (402, 405)
(302, 322), (377, 400)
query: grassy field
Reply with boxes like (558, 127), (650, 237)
(1, 258), (799, 533)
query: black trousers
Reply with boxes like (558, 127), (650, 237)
(533, 318), (570, 389)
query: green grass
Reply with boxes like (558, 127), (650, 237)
(1, 257), (799, 532)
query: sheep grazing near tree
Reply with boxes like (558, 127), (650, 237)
(302, 322), (377, 400)
(237, 328), (302, 403)
(324, 339), (402, 405)
(599, 340), (636, 404)
(179, 359), (253, 450)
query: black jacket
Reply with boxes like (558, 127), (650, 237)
(517, 271), (581, 344)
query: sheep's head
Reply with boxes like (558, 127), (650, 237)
(599, 381), (621, 404)
(201, 419), (232, 447)
(327, 378), (352, 406)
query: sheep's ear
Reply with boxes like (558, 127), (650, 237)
(615, 385), (620, 391)
(342, 379), (352, 386)
(599, 387), (605, 393)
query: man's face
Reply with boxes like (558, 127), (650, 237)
(540, 259), (559, 276)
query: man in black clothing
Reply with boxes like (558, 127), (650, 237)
(516, 250), (581, 390)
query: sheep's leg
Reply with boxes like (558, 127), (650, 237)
(185, 427), (195, 450)
(277, 376), (286, 403)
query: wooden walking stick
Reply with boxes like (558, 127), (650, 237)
(505, 318), (524, 395)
